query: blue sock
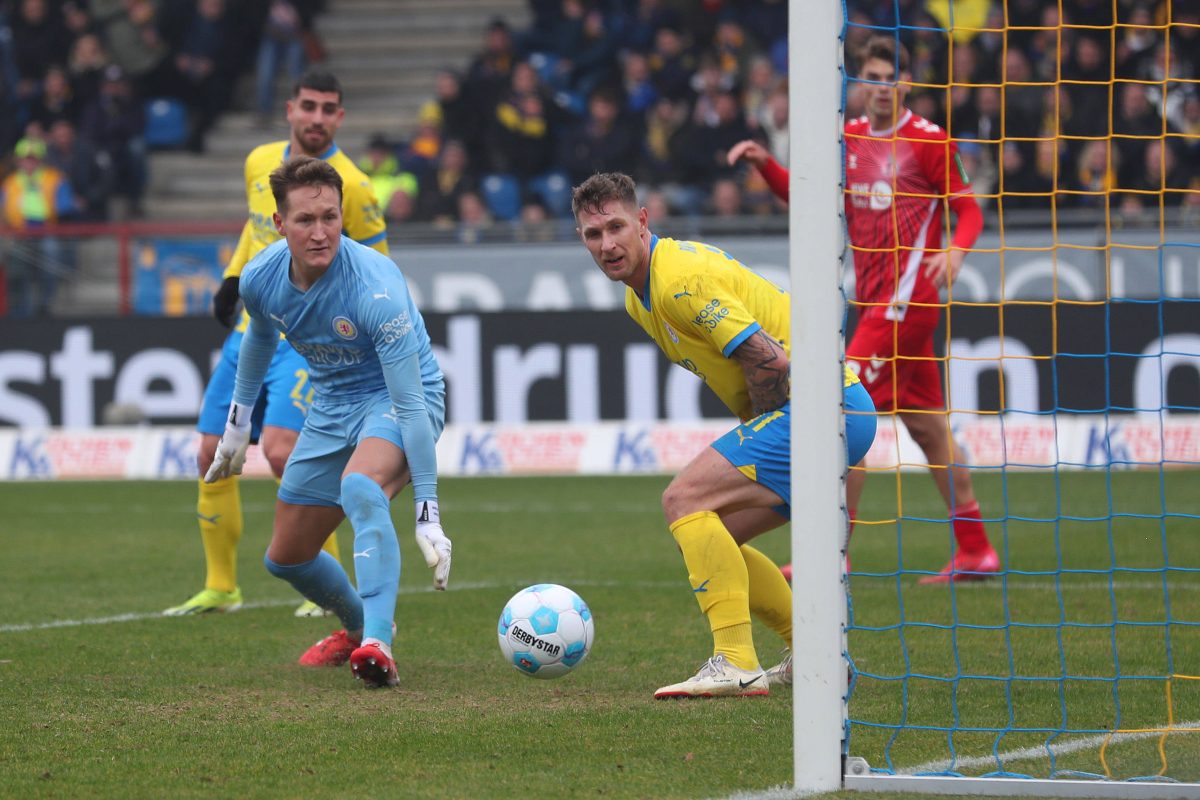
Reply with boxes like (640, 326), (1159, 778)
(340, 472), (399, 646)
(264, 551), (363, 634)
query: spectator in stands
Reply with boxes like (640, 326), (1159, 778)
(563, 5), (620, 101)
(647, 26), (695, 101)
(45, 118), (112, 221)
(622, 0), (682, 53)
(677, 89), (753, 190)
(416, 138), (475, 225)
(514, 195), (555, 242)
(464, 17), (517, 116)
(29, 65), (79, 130)
(756, 85), (788, 168)
(358, 134), (418, 214)
(11, 0), (71, 111)
(557, 85), (640, 187)
(1113, 82), (1163, 186)
(419, 67), (477, 157)
(638, 96), (689, 186)
(78, 65), (146, 217)
(485, 60), (559, 183)
(1065, 139), (1119, 210)
(711, 18), (758, 87)
(1119, 140), (1191, 215)
(1062, 35), (1110, 143)
(0, 12), (20, 156)
(96, 0), (173, 95)
(456, 189), (494, 244)
(621, 50), (658, 116)
(741, 54), (781, 134)
(67, 32), (110, 106)
(172, 0), (236, 153)
(0, 137), (76, 316)
(1115, 3), (1157, 80)
(708, 177), (743, 217)
(1139, 43), (1195, 133)
(998, 141), (1053, 212)
(385, 186), (418, 224)
(254, 0), (307, 125)
(402, 109), (444, 174)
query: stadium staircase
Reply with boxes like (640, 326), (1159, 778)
(144, 0), (530, 222)
(53, 0), (527, 314)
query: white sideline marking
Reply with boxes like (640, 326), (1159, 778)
(903, 720), (1200, 775)
(0, 579), (680, 634)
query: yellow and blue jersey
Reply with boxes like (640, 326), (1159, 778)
(625, 235), (792, 422)
(224, 140), (388, 281)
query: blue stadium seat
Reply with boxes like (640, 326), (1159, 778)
(144, 98), (189, 150)
(481, 174), (522, 221)
(528, 171), (572, 218)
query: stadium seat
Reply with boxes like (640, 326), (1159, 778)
(481, 174), (522, 221)
(528, 171), (572, 218)
(144, 98), (189, 150)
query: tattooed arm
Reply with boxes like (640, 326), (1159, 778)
(731, 329), (790, 415)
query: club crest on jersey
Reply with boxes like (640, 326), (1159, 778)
(332, 316), (357, 340)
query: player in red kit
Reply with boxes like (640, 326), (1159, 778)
(728, 34), (999, 584)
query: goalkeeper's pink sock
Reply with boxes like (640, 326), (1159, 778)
(951, 501), (990, 554)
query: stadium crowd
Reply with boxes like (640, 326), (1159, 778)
(0, 0), (1197, 313)
(364, 0), (1198, 228)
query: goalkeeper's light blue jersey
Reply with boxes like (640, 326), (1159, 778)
(237, 235), (443, 406)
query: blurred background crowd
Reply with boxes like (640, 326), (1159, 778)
(1, 0), (1196, 229)
(0, 0), (1195, 313)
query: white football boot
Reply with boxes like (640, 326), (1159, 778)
(654, 654), (769, 699)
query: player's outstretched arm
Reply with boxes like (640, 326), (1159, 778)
(382, 351), (451, 590)
(731, 329), (791, 416)
(204, 315), (277, 482)
(727, 139), (789, 203)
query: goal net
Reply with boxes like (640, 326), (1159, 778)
(791, 1), (1200, 795)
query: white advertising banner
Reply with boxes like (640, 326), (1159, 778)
(0, 415), (1196, 481)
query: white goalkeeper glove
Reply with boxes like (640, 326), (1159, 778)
(414, 500), (452, 590)
(204, 401), (252, 483)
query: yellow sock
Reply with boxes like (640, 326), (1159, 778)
(197, 476), (242, 593)
(669, 510), (758, 671)
(742, 544), (792, 644)
(321, 528), (341, 562)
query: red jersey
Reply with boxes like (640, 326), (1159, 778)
(844, 110), (979, 325)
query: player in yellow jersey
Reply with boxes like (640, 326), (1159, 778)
(573, 173), (876, 698)
(164, 70), (389, 617)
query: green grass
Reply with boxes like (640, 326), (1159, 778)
(1, 472), (1198, 798)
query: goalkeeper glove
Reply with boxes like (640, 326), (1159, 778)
(204, 401), (252, 482)
(213, 276), (241, 328)
(414, 500), (452, 590)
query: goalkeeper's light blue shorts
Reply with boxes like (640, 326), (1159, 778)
(197, 331), (311, 440)
(711, 382), (878, 520)
(278, 389), (446, 508)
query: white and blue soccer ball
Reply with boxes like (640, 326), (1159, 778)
(497, 584), (594, 679)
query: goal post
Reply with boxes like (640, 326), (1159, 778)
(789, 1), (1200, 796)
(788, 0), (846, 793)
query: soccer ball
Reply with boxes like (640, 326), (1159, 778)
(497, 584), (594, 679)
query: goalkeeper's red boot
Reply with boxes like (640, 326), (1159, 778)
(919, 546), (1001, 584)
(350, 642), (399, 688)
(299, 629), (359, 667)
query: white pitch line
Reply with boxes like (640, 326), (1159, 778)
(0, 579), (680, 634)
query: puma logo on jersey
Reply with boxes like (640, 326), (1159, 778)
(372, 288), (390, 300)
(269, 312), (287, 329)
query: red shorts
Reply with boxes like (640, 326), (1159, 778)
(846, 316), (944, 413)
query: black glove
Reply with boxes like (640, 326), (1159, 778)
(213, 276), (241, 328)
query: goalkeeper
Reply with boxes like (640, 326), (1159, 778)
(206, 157), (450, 689)
(165, 70), (389, 617)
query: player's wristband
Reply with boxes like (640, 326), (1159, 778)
(226, 401), (254, 434)
(416, 499), (440, 526)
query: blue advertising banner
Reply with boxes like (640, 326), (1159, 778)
(133, 239), (235, 316)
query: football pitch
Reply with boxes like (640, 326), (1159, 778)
(2, 471), (1198, 798)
